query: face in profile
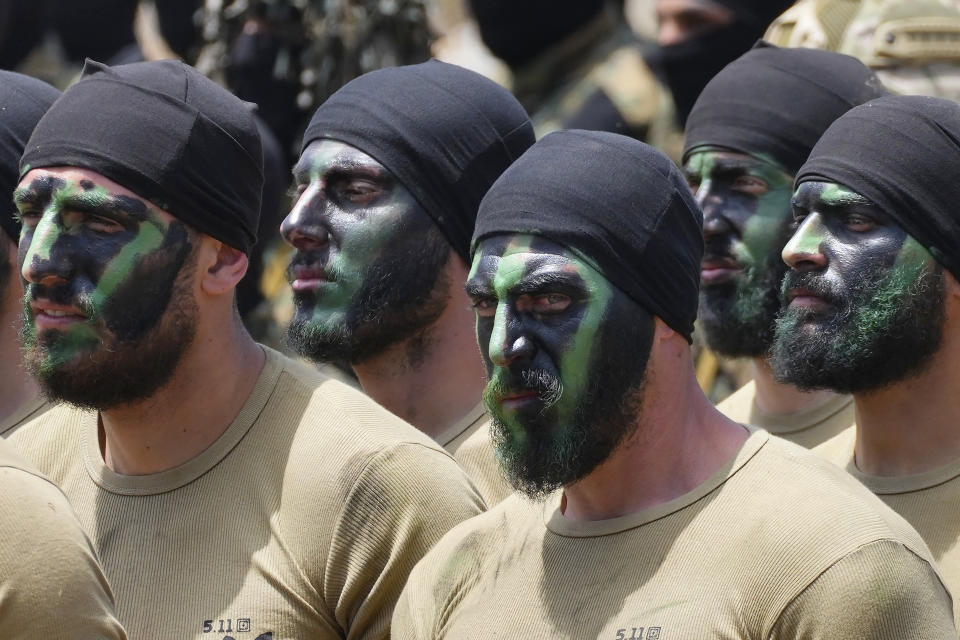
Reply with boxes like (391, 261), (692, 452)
(772, 181), (946, 393)
(685, 149), (795, 357)
(282, 139), (453, 365)
(15, 167), (198, 409)
(656, 0), (734, 47)
(466, 233), (655, 498)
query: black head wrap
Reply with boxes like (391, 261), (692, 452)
(0, 70), (60, 241)
(474, 129), (704, 342)
(21, 59), (263, 254)
(797, 94), (960, 279)
(301, 59), (535, 264)
(683, 43), (887, 174)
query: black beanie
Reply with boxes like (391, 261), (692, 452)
(683, 43), (887, 175)
(797, 95), (960, 280)
(0, 71), (60, 242)
(301, 59), (535, 264)
(21, 59), (263, 254)
(474, 130), (704, 342)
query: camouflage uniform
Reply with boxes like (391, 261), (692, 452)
(765, 0), (960, 100)
(512, 9), (684, 161)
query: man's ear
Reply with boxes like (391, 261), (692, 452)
(199, 237), (249, 296)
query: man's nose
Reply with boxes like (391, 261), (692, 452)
(488, 305), (535, 368)
(782, 214), (829, 271)
(697, 185), (734, 243)
(21, 213), (71, 285)
(280, 185), (331, 250)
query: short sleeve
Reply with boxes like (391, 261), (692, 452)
(324, 443), (485, 640)
(0, 466), (127, 639)
(770, 539), (956, 639)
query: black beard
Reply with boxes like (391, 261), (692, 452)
(488, 301), (655, 500)
(699, 254), (787, 358)
(22, 259), (199, 410)
(771, 262), (946, 394)
(286, 225), (453, 365)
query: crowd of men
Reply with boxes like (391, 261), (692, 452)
(2, 0), (960, 638)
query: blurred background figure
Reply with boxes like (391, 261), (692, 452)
(766, 0), (960, 100)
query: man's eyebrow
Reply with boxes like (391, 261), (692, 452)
(292, 157), (390, 183)
(464, 280), (494, 298)
(13, 175), (66, 206)
(511, 270), (585, 295)
(55, 191), (150, 222)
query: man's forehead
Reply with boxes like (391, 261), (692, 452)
(472, 234), (604, 280)
(794, 181), (873, 208)
(16, 167), (175, 219)
(685, 148), (786, 174)
(296, 138), (391, 177)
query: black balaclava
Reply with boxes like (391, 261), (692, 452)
(474, 129), (704, 342)
(797, 94), (960, 280)
(468, 0), (606, 69)
(0, 70), (60, 242)
(21, 59), (264, 254)
(302, 59), (535, 264)
(683, 43), (887, 174)
(645, 0), (795, 125)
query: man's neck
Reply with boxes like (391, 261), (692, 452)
(563, 347), (750, 522)
(853, 336), (960, 477)
(100, 319), (265, 475)
(0, 303), (39, 423)
(353, 291), (486, 441)
(751, 357), (840, 415)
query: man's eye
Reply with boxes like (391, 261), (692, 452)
(341, 181), (380, 200)
(14, 210), (40, 228)
(732, 175), (767, 195)
(532, 293), (571, 314)
(85, 214), (125, 234)
(843, 214), (875, 232)
(471, 298), (497, 317)
(686, 178), (700, 193)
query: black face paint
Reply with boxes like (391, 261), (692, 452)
(15, 170), (198, 409)
(467, 233), (654, 498)
(771, 181), (946, 393)
(283, 140), (452, 365)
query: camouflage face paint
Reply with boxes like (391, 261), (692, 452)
(684, 149), (795, 357)
(771, 181), (946, 393)
(283, 139), (451, 364)
(14, 169), (197, 408)
(466, 233), (654, 497)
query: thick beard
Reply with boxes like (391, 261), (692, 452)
(699, 253), (786, 358)
(21, 261), (199, 411)
(286, 226), (452, 365)
(487, 312), (654, 500)
(771, 262), (946, 394)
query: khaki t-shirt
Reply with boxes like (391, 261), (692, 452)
(817, 428), (960, 623)
(394, 430), (955, 639)
(9, 346), (485, 640)
(435, 402), (512, 505)
(717, 380), (855, 448)
(0, 437), (127, 639)
(0, 393), (51, 437)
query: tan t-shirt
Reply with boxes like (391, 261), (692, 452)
(435, 402), (512, 505)
(717, 380), (855, 448)
(0, 437), (127, 639)
(394, 430), (955, 639)
(0, 394), (51, 437)
(817, 428), (960, 623)
(9, 346), (485, 640)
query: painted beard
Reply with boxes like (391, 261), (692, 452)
(286, 225), (452, 365)
(485, 311), (654, 500)
(699, 252), (786, 358)
(21, 243), (198, 410)
(771, 261), (946, 394)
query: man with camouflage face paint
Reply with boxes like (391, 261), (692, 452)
(683, 43), (886, 447)
(392, 129), (956, 639)
(9, 59), (483, 640)
(283, 59), (535, 504)
(773, 94), (960, 623)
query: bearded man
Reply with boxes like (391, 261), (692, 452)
(0, 70), (59, 434)
(8, 59), (483, 640)
(773, 94), (960, 622)
(391, 129), (955, 639)
(682, 44), (885, 446)
(283, 60), (534, 504)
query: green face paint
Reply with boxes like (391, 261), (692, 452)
(684, 149), (796, 357)
(772, 181), (947, 393)
(283, 139), (452, 364)
(15, 169), (197, 409)
(466, 233), (654, 497)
